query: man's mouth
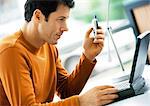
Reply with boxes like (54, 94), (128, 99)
(56, 33), (63, 39)
(56, 34), (61, 39)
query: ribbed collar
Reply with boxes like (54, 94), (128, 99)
(17, 30), (41, 54)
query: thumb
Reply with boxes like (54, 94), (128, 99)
(85, 27), (93, 38)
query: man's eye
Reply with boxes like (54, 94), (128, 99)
(59, 18), (65, 21)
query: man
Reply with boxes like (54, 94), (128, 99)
(0, 0), (118, 106)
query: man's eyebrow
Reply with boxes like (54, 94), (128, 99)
(58, 16), (69, 19)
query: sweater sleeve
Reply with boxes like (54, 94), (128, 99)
(0, 47), (80, 106)
(56, 49), (96, 99)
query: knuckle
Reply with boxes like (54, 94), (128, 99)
(95, 98), (100, 106)
(94, 86), (98, 90)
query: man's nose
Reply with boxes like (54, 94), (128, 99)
(61, 23), (69, 32)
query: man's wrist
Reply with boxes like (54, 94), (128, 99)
(83, 52), (95, 62)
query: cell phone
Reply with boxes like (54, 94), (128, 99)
(92, 15), (99, 37)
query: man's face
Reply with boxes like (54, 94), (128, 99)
(38, 4), (70, 44)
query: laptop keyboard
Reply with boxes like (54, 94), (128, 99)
(115, 81), (130, 91)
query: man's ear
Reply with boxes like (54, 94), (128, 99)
(32, 9), (44, 22)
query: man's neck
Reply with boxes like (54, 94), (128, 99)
(21, 22), (45, 49)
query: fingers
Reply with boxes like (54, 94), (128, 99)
(95, 30), (104, 39)
(79, 85), (118, 106)
(85, 27), (93, 38)
(96, 85), (115, 90)
(99, 99), (115, 106)
(101, 94), (119, 100)
(96, 28), (104, 36)
(98, 88), (119, 105)
(93, 28), (105, 43)
(98, 94), (118, 105)
(99, 88), (118, 95)
(93, 38), (104, 44)
(85, 27), (104, 39)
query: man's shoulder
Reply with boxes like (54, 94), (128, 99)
(0, 31), (21, 54)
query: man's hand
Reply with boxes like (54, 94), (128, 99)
(79, 85), (118, 106)
(83, 27), (105, 61)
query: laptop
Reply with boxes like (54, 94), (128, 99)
(114, 31), (150, 101)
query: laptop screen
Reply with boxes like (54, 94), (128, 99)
(129, 32), (150, 83)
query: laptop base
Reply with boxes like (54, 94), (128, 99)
(116, 87), (135, 101)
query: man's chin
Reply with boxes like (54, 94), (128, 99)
(46, 39), (58, 45)
(48, 42), (58, 45)
(53, 42), (58, 45)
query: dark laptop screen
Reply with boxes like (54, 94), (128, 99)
(129, 32), (150, 83)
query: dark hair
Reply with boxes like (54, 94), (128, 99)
(24, 0), (75, 22)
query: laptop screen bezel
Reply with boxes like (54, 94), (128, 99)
(129, 33), (150, 83)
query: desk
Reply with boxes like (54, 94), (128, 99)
(82, 65), (150, 106)
(108, 65), (150, 106)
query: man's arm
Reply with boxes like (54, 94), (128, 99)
(56, 26), (105, 99)
(56, 52), (96, 99)
(55, 27), (119, 106)
(54, 55), (118, 106)
(0, 47), (80, 106)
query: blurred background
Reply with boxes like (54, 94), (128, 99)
(0, 0), (138, 91)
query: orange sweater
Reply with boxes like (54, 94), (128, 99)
(0, 30), (96, 106)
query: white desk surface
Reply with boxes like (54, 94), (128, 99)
(108, 65), (150, 106)
(83, 65), (150, 106)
